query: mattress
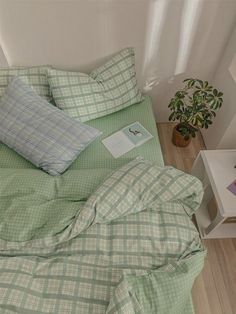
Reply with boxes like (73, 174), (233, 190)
(0, 96), (164, 170)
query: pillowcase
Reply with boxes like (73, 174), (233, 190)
(48, 47), (143, 122)
(0, 65), (51, 101)
(0, 77), (101, 175)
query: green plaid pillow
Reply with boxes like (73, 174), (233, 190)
(48, 48), (143, 122)
(0, 65), (51, 101)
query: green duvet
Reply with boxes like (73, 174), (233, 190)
(0, 159), (206, 313)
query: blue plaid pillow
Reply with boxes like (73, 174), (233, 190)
(0, 77), (101, 175)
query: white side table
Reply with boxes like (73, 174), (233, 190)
(191, 150), (236, 238)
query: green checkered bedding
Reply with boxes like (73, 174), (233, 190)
(0, 158), (206, 313)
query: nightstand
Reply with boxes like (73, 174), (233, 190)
(191, 149), (236, 238)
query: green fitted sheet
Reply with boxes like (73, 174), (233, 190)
(0, 96), (164, 170)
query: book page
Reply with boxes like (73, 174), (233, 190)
(122, 122), (153, 146)
(102, 131), (135, 158)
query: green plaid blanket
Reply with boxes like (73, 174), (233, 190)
(0, 159), (206, 313)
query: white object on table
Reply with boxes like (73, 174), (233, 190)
(191, 149), (236, 239)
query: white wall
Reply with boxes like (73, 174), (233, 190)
(218, 116), (236, 149)
(202, 26), (236, 149)
(0, 0), (236, 122)
(0, 46), (7, 66)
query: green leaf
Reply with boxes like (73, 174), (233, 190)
(213, 89), (218, 96)
(169, 112), (175, 121)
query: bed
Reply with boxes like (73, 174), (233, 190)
(0, 93), (206, 314)
(0, 44), (208, 314)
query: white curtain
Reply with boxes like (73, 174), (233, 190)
(140, 0), (236, 121)
(0, 0), (236, 121)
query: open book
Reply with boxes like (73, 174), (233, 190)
(102, 122), (153, 158)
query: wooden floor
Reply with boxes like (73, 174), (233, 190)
(157, 123), (236, 314)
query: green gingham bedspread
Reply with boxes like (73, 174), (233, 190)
(0, 159), (206, 313)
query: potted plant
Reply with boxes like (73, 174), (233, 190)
(168, 78), (223, 147)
